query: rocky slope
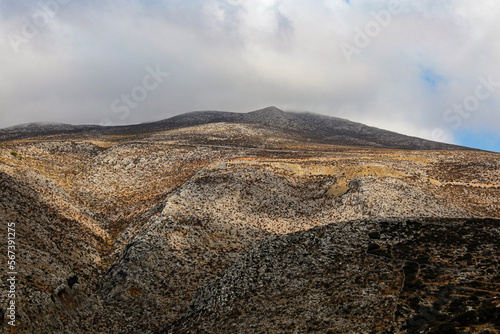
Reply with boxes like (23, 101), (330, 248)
(0, 121), (498, 333)
(167, 218), (500, 333)
(0, 163), (106, 332)
(0, 107), (476, 151)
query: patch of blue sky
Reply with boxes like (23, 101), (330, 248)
(455, 129), (500, 153)
(421, 68), (446, 89)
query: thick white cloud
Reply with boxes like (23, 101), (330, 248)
(0, 0), (499, 148)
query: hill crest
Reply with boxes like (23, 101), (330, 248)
(0, 107), (475, 151)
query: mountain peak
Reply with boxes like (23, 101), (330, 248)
(249, 106), (284, 115)
(0, 108), (477, 151)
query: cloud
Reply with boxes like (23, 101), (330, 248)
(0, 0), (499, 150)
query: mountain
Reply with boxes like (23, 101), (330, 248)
(0, 122), (98, 141)
(158, 106), (470, 150)
(0, 110), (498, 333)
(0, 107), (473, 151)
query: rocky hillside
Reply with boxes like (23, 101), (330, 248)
(0, 121), (498, 333)
(167, 218), (500, 333)
(0, 123), (99, 142)
(0, 107), (475, 151)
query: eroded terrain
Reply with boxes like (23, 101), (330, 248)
(0, 122), (499, 333)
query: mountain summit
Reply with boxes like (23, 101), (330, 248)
(0, 107), (473, 150)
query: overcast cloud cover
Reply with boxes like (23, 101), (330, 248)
(1, 0), (499, 151)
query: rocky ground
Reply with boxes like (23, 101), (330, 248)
(168, 218), (500, 333)
(0, 122), (499, 333)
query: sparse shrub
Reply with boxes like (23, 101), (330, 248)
(417, 254), (430, 264)
(470, 294), (480, 304)
(477, 306), (500, 324)
(448, 297), (467, 313)
(452, 310), (477, 325)
(367, 243), (380, 252)
(403, 261), (424, 291)
(462, 253), (473, 261)
(367, 243), (390, 256)
(409, 296), (421, 310)
(433, 301), (443, 310)
(9, 151), (22, 159)
(430, 323), (458, 334)
(404, 262), (419, 276)
(404, 279), (424, 291)
(423, 269), (439, 280)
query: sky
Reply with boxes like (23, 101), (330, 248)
(0, 0), (499, 152)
